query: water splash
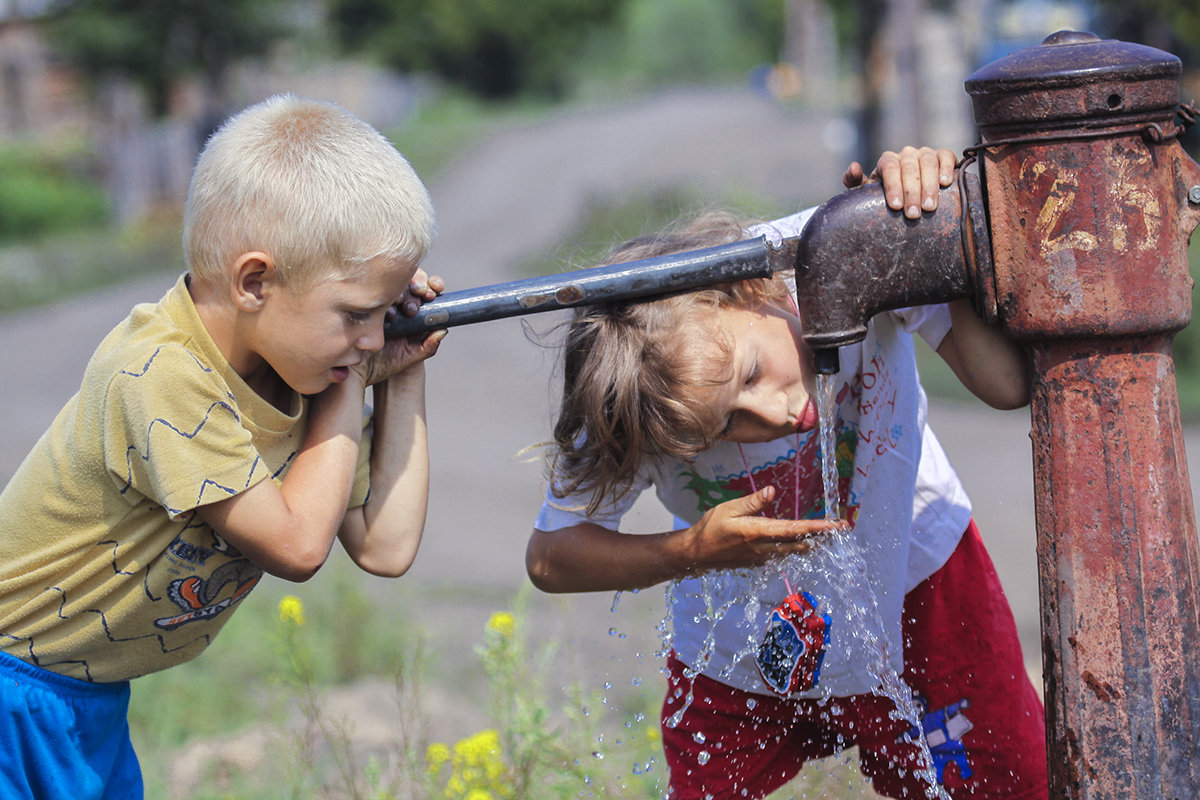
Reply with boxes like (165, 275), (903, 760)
(812, 373), (946, 799)
(655, 373), (947, 797)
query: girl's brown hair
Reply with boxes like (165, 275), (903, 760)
(548, 211), (791, 515)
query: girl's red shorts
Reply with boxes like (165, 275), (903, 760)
(661, 521), (1048, 799)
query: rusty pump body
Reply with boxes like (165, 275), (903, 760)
(796, 30), (1200, 799)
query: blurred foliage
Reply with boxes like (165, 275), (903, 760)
(329, 0), (785, 100)
(1089, 0), (1200, 63)
(0, 143), (108, 242)
(43, 0), (296, 116)
(328, 0), (626, 99)
(386, 90), (558, 179)
(567, 0), (784, 94)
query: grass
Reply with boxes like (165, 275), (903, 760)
(128, 554), (885, 800)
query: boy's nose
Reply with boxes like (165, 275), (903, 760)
(357, 325), (386, 352)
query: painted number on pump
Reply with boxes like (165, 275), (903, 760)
(1021, 154), (1161, 259)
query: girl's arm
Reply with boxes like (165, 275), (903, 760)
(526, 486), (840, 593)
(936, 299), (1031, 410)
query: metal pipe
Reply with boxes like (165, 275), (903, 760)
(384, 236), (797, 338)
(792, 167), (993, 372)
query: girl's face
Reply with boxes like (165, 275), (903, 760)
(692, 302), (818, 444)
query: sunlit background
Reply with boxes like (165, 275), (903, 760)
(1, 1), (1198, 798)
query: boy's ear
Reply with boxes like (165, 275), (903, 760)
(229, 252), (277, 312)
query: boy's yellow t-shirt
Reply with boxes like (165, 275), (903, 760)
(0, 275), (371, 683)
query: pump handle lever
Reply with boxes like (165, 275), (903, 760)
(385, 236), (799, 338)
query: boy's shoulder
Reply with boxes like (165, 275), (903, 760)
(85, 276), (234, 406)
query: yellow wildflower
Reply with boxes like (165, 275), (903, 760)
(426, 741), (451, 771)
(485, 611), (514, 638)
(278, 595), (305, 626)
(439, 729), (512, 799)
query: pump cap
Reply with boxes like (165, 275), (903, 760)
(965, 30), (1181, 132)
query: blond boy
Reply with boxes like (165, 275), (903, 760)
(0, 95), (443, 798)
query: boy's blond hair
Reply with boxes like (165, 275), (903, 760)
(549, 211), (791, 515)
(183, 94), (435, 292)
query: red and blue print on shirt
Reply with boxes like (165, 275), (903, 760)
(755, 590), (831, 696)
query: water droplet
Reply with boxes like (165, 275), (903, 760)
(697, 750), (711, 765)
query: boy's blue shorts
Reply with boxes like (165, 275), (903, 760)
(0, 648), (143, 800)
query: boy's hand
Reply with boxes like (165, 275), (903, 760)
(684, 486), (841, 572)
(842, 146), (958, 220)
(398, 269), (445, 317)
(360, 269), (448, 385)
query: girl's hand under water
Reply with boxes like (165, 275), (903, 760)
(683, 486), (843, 574)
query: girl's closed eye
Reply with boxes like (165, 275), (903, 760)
(345, 309), (372, 325)
(744, 361), (759, 386)
(721, 412), (737, 437)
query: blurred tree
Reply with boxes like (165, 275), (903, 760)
(602, 0), (784, 86)
(1090, 0), (1200, 61)
(328, 0), (627, 99)
(43, 0), (295, 117)
(821, 0), (889, 165)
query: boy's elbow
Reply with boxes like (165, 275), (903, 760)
(268, 553), (326, 583)
(357, 553), (416, 579)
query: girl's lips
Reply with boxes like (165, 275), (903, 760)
(797, 397), (819, 432)
(331, 366), (350, 383)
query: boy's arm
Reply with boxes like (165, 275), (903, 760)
(336, 364), (431, 577)
(936, 300), (1031, 410)
(527, 487), (840, 593)
(334, 274), (446, 577)
(195, 274), (445, 582)
(195, 374), (371, 582)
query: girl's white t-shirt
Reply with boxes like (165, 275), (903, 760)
(535, 209), (972, 698)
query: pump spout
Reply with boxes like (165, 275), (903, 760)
(794, 167), (994, 373)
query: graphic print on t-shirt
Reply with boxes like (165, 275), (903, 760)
(679, 416), (858, 523)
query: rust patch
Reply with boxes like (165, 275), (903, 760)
(1081, 670), (1121, 702)
(555, 284), (586, 304)
(518, 292), (555, 309)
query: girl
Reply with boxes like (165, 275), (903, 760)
(526, 150), (1047, 799)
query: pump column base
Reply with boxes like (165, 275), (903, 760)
(1029, 334), (1200, 798)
